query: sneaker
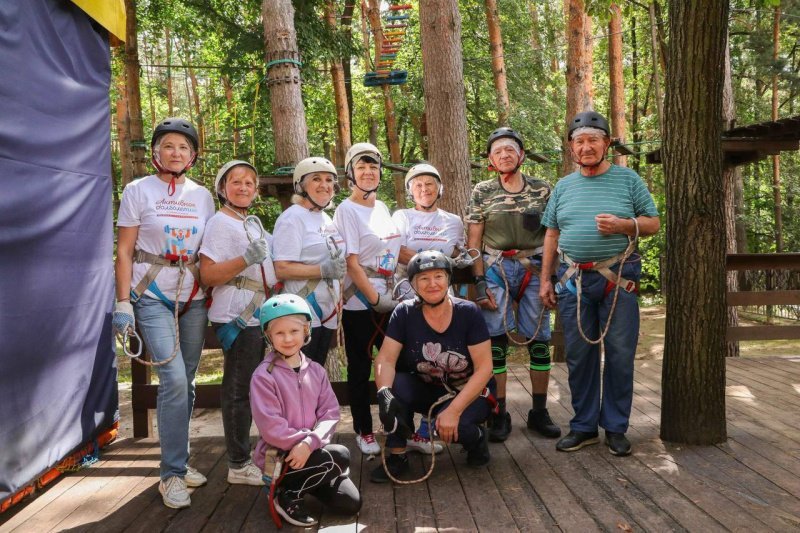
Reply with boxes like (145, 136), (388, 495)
(159, 476), (191, 509)
(605, 431), (632, 457)
(355, 433), (380, 455)
(527, 408), (562, 438)
(555, 430), (600, 452)
(466, 427), (491, 467)
(370, 452), (409, 483)
(228, 460), (266, 486)
(185, 465), (207, 488)
(488, 410), (512, 442)
(274, 488), (317, 527)
(406, 432), (443, 454)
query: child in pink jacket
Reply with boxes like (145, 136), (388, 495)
(250, 294), (361, 527)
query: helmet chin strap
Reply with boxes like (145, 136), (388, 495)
(352, 179), (379, 200)
(302, 191), (328, 211)
(571, 149), (605, 169)
(152, 153), (197, 196)
(223, 201), (250, 219)
(488, 153), (523, 184)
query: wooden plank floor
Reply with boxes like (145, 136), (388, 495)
(2, 357), (800, 532)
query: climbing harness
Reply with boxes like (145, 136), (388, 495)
(264, 450), (287, 528)
(482, 246), (546, 346)
(558, 218), (640, 347)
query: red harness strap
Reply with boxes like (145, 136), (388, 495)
(163, 254), (200, 317)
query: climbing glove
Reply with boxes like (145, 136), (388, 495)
(320, 249), (346, 280)
(112, 301), (135, 336)
(371, 292), (398, 314)
(243, 238), (269, 266)
(474, 275), (490, 303)
(377, 387), (412, 439)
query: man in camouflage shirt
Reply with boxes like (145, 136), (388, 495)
(466, 127), (561, 442)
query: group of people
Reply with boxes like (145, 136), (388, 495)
(111, 110), (659, 525)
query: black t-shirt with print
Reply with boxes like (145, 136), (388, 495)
(385, 297), (490, 388)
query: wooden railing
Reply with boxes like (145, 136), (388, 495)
(726, 253), (800, 341)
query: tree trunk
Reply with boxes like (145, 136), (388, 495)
(165, 28), (174, 116)
(341, 2), (356, 136)
(661, 0), (729, 445)
(562, 0), (594, 177)
(608, 3), (626, 167)
(772, 7), (783, 253)
(263, 0), (309, 168)
(648, 2), (664, 134)
(630, 14), (641, 174)
(484, 0), (511, 126)
(326, 0), (351, 167)
(366, 0), (404, 206)
(115, 49), (134, 188)
(124, 0), (147, 178)
(183, 40), (204, 156)
(419, 0), (472, 218)
(722, 34), (740, 359)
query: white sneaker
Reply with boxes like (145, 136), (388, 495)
(185, 465), (207, 487)
(356, 433), (380, 455)
(227, 461), (266, 486)
(406, 432), (443, 454)
(159, 476), (191, 509)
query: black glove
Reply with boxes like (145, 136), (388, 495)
(377, 387), (412, 440)
(474, 275), (490, 302)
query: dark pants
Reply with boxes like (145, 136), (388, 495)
(342, 309), (388, 435)
(386, 373), (494, 450)
(557, 259), (641, 434)
(305, 326), (334, 367)
(212, 323), (265, 468)
(281, 444), (361, 515)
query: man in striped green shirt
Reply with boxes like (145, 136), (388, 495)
(540, 111), (660, 457)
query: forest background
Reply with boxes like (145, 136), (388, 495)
(111, 0), (800, 295)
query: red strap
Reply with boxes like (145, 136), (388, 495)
(515, 269), (532, 303)
(501, 249), (519, 258)
(577, 261), (597, 270)
(163, 253), (190, 263)
(178, 281), (201, 318)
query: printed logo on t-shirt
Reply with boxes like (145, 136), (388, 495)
(376, 249), (396, 276)
(411, 224), (447, 243)
(416, 342), (469, 383)
(164, 224), (198, 256)
(155, 198), (201, 220)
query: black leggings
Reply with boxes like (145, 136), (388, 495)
(280, 444), (361, 515)
(342, 309), (388, 435)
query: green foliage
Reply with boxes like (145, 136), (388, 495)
(113, 0), (800, 297)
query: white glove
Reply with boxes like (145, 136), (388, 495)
(371, 292), (398, 314)
(320, 250), (346, 280)
(112, 301), (135, 336)
(243, 239), (268, 266)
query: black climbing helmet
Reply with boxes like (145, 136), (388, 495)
(407, 250), (453, 285)
(486, 127), (525, 154)
(567, 111), (610, 140)
(152, 117), (199, 151)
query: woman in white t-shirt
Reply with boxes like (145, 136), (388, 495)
(198, 160), (277, 488)
(273, 157), (346, 367)
(112, 118), (215, 509)
(391, 163), (466, 454)
(332, 143), (402, 456)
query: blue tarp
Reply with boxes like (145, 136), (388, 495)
(0, 0), (117, 500)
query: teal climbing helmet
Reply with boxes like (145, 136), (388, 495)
(259, 294), (313, 330)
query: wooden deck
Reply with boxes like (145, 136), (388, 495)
(2, 356), (800, 532)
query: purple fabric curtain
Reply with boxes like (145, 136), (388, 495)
(0, 0), (117, 500)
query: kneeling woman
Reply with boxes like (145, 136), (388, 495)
(371, 251), (495, 483)
(251, 295), (361, 527)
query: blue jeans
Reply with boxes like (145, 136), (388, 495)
(482, 256), (551, 341)
(134, 296), (207, 479)
(212, 323), (265, 468)
(557, 258), (641, 434)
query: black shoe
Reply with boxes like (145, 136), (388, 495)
(466, 427), (491, 467)
(605, 431), (631, 456)
(555, 430), (599, 452)
(488, 410), (512, 442)
(274, 489), (317, 527)
(370, 453), (409, 483)
(527, 408), (562, 438)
